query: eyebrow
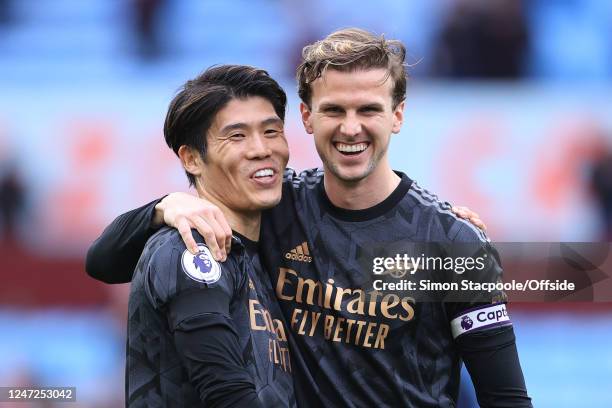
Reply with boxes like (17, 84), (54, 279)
(261, 117), (284, 127)
(318, 102), (385, 111)
(318, 103), (343, 111)
(220, 117), (283, 134)
(359, 103), (384, 110)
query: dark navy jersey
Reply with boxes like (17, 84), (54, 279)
(88, 169), (530, 408)
(258, 168), (529, 407)
(127, 227), (294, 407)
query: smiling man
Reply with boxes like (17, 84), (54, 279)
(125, 65), (294, 407)
(88, 29), (530, 407)
(299, 63), (405, 210)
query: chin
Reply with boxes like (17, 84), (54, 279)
(251, 194), (282, 210)
(331, 165), (372, 183)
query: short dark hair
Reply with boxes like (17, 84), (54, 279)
(297, 28), (407, 109)
(164, 65), (287, 186)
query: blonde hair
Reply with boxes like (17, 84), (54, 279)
(297, 28), (407, 108)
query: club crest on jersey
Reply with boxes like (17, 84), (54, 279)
(181, 244), (221, 284)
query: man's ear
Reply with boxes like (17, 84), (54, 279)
(178, 145), (202, 178)
(300, 102), (314, 134)
(392, 100), (405, 134)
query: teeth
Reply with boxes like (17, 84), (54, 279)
(254, 168), (274, 178)
(335, 142), (368, 153)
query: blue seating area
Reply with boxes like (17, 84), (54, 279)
(0, 0), (294, 83)
(0, 0), (610, 84)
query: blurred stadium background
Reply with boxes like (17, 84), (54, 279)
(0, 0), (611, 406)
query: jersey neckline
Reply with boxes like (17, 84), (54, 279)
(317, 171), (413, 222)
(232, 231), (259, 255)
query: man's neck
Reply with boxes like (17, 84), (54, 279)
(323, 164), (401, 210)
(197, 189), (261, 242)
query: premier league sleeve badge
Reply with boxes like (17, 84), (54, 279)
(181, 244), (222, 284)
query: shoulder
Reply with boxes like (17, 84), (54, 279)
(406, 180), (489, 243)
(140, 227), (183, 279)
(142, 227), (244, 307)
(282, 167), (323, 191)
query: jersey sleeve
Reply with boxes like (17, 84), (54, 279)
(146, 242), (260, 406)
(457, 325), (532, 407)
(174, 324), (263, 407)
(443, 223), (508, 334)
(443, 224), (531, 406)
(145, 240), (241, 328)
(86, 197), (164, 283)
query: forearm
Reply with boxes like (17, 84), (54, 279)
(459, 326), (532, 408)
(86, 197), (164, 283)
(174, 315), (263, 408)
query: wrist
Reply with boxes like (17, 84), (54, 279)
(152, 200), (166, 228)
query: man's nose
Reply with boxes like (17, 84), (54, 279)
(339, 112), (362, 137)
(246, 133), (272, 159)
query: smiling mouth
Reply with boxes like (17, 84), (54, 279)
(252, 168), (276, 180)
(334, 142), (370, 156)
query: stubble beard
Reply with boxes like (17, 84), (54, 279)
(323, 145), (387, 184)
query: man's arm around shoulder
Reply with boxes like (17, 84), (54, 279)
(86, 198), (163, 283)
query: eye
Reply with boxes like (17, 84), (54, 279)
(264, 128), (282, 137)
(322, 106), (343, 116)
(359, 106), (382, 115)
(229, 133), (245, 140)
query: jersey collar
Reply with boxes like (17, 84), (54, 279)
(231, 231), (259, 256)
(318, 171), (413, 222)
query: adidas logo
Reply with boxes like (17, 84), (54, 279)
(285, 241), (312, 263)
